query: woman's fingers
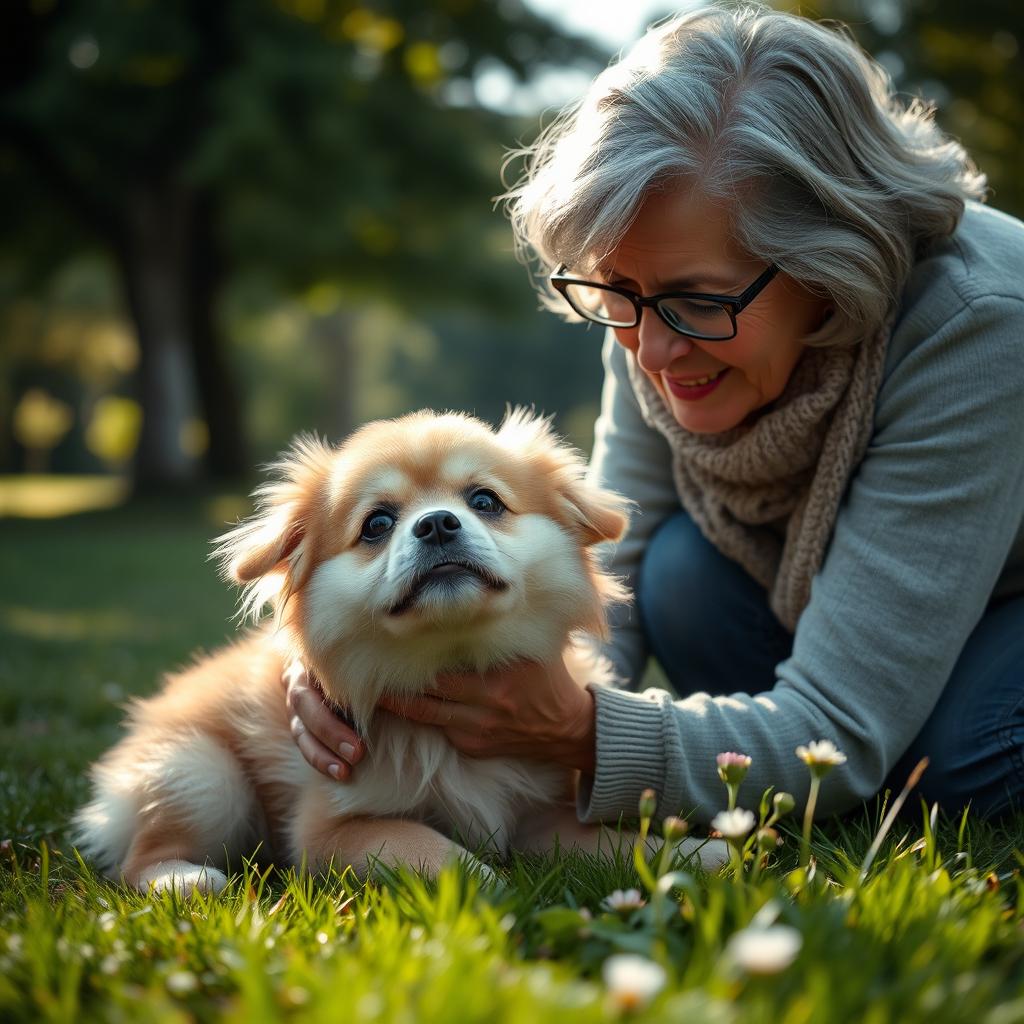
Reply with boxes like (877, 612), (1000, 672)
(289, 714), (350, 780)
(283, 661), (363, 779)
(379, 693), (483, 734)
(427, 671), (477, 700)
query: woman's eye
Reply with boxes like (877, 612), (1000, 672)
(360, 511), (396, 541)
(682, 300), (724, 318)
(468, 489), (505, 515)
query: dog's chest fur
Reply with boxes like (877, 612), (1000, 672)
(260, 712), (567, 856)
(353, 721), (564, 849)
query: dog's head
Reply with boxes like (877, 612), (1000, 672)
(214, 409), (628, 715)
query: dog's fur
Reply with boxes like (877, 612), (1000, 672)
(74, 410), (723, 893)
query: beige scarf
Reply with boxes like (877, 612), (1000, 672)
(625, 323), (891, 631)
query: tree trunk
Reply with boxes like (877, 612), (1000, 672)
(116, 183), (201, 490)
(187, 191), (246, 480)
(315, 310), (357, 442)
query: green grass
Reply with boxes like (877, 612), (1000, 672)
(1, 501), (1023, 1023)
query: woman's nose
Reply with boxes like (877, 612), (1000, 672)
(635, 309), (694, 372)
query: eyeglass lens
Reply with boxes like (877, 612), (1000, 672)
(562, 282), (636, 327)
(562, 282), (734, 339)
(655, 297), (733, 338)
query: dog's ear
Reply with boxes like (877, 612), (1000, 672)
(496, 406), (631, 547)
(212, 434), (334, 603)
(222, 509), (305, 585)
(558, 476), (630, 547)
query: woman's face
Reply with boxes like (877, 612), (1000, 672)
(602, 188), (829, 434)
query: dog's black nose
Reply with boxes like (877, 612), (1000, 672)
(413, 510), (462, 546)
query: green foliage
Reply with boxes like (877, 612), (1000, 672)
(788, 0), (1024, 218)
(0, 498), (240, 850)
(224, 288), (606, 465)
(1, 808), (1022, 1021)
(0, 0), (606, 480)
(0, 0), (600, 298)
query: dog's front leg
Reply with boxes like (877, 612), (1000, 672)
(292, 801), (483, 880)
(119, 807), (230, 896)
(511, 801), (633, 858)
(512, 802), (730, 871)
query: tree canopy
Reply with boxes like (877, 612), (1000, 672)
(1, 0), (602, 483)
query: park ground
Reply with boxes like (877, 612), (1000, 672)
(1, 485), (1023, 1023)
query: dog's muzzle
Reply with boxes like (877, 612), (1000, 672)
(412, 510), (463, 547)
(388, 512), (508, 615)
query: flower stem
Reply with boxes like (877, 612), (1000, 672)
(653, 838), (671, 880)
(728, 840), (743, 877)
(800, 776), (820, 867)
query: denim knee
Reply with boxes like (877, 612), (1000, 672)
(637, 510), (791, 696)
(897, 717), (1024, 819)
(638, 512), (724, 666)
(886, 595), (1024, 818)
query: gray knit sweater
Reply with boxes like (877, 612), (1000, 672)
(578, 200), (1024, 823)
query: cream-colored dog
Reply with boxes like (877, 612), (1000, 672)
(74, 410), (722, 893)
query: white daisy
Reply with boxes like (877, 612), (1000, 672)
(796, 740), (848, 771)
(725, 925), (803, 975)
(600, 888), (647, 913)
(165, 970), (198, 995)
(710, 808), (756, 840)
(602, 954), (667, 1011)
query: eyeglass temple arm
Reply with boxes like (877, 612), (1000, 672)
(734, 265), (779, 307)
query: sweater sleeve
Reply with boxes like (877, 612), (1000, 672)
(579, 294), (1024, 823)
(586, 332), (681, 686)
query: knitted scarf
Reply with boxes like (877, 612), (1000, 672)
(625, 322), (892, 632)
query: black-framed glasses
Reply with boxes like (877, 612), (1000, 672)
(549, 263), (779, 341)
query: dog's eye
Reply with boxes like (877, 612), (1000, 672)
(361, 510), (396, 541)
(468, 489), (505, 516)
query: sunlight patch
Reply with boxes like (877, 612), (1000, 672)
(0, 606), (158, 642)
(0, 475), (129, 519)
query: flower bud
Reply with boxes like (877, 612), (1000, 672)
(773, 792), (796, 816)
(716, 751), (752, 786)
(662, 816), (689, 842)
(756, 827), (781, 853)
(638, 788), (657, 819)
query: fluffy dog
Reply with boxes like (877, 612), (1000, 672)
(74, 410), (721, 893)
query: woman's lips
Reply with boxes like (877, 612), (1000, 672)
(664, 367), (730, 400)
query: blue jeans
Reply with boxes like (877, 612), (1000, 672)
(637, 510), (1024, 818)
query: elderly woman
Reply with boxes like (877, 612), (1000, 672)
(286, 5), (1024, 820)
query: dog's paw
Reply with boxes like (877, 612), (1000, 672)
(675, 836), (731, 872)
(459, 854), (498, 884)
(136, 860), (229, 896)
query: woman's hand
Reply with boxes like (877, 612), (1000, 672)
(378, 656), (597, 773)
(282, 660), (364, 781)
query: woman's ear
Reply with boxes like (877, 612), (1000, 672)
(212, 434), (334, 602)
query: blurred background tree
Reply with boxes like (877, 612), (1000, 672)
(0, 0), (602, 488)
(791, 0), (1023, 215)
(1, 0), (1021, 496)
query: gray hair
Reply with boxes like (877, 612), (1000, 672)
(502, 3), (987, 347)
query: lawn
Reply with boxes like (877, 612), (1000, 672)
(1, 495), (1023, 1023)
